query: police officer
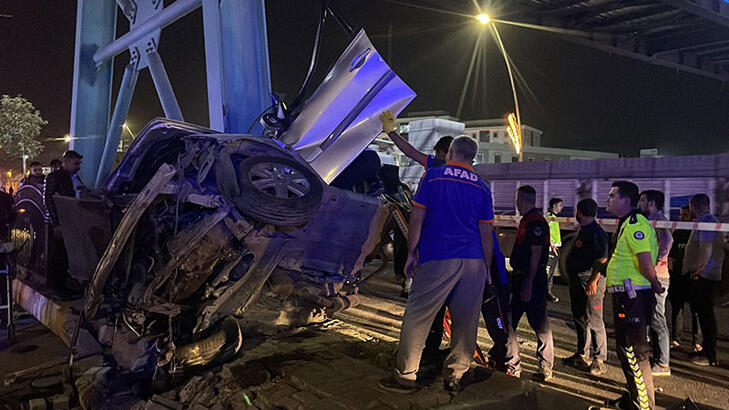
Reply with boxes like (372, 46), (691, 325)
(605, 181), (664, 410)
(546, 197), (563, 302)
(561, 198), (609, 375)
(510, 185), (554, 381)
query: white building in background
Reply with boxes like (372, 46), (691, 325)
(462, 118), (617, 163)
(378, 111), (619, 189)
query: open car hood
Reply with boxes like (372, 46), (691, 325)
(281, 29), (416, 184)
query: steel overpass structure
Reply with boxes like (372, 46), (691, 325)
(491, 0), (729, 81)
(69, 0), (729, 187)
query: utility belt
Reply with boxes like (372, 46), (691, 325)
(607, 278), (651, 299)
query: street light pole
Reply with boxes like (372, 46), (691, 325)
(21, 145), (26, 175)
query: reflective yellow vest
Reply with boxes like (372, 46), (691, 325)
(606, 212), (658, 288)
(546, 211), (561, 247)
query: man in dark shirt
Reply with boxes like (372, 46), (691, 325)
(44, 150), (83, 293)
(561, 198), (609, 375)
(49, 159), (62, 173)
(45, 150), (84, 227)
(668, 206), (700, 349)
(684, 194), (723, 366)
(510, 185), (554, 381)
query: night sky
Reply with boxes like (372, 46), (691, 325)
(1, 0), (728, 160)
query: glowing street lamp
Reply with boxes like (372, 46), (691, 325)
(64, 134), (72, 143)
(122, 122), (135, 139)
(476, 14), (491, 25)
(506, 113), (522, 157)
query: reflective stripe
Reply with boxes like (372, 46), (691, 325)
(624, 345), (651, 410)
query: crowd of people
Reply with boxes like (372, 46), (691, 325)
(0, 151), (85, 295)
(376, 111), (725, 410)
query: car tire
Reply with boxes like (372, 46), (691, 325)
(232, 156), (323, 226)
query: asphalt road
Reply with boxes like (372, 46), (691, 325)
(339, 265), (729, 409)
(2, 266), (728, 409)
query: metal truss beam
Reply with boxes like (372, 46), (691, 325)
(656, 0), (729, 29)
(93, 0), (202, 64)
(499, 1), (729, 81)
(546, 29), (729, 81)
(147, 50), (184, 121)
(652, 38), (729, 56)
(96, 63), (138, 185)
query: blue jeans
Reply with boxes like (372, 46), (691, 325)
(650, 277), (671, 366)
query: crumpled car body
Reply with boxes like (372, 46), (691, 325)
(48, 30), (415, 376)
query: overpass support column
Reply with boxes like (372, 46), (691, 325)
(70, 0), (117, 188)
(203, 0), (272, 133)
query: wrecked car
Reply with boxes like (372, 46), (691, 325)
(13, 30), (415, 377)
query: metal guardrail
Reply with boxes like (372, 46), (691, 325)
(12, 185), (51, 282)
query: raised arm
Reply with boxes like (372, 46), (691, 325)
(379, 110), (428, 167)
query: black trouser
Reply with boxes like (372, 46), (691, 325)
(48, 230), (69, 291)
(613, 290), (655, 410)
(393, 226), (408, 287)
(422, 269), (521, 374)
(690, 277), (718, 362)
(547, 248), (558, 295)
(512, 269), (554, 369)
(668, 273), (700, 344)
(568, 270), (607, 361)
(481, 278), (521, 374)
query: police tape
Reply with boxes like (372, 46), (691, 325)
(492, 215), (729, 232)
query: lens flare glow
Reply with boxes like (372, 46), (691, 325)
(476, 14), (491, 24)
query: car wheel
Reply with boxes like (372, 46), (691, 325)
(232, 156), (323, 226)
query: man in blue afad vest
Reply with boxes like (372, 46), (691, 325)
(379, 136), (494, 394)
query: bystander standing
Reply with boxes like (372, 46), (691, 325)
(20, 161), (46, 189)
(668, 206), (701, 351)
(44, 150), (84, 294)
(510, 185), (555, 381)
(546, 198), (563, 302)
(638, 190), (673, 376)
(49, 159), (62, 173)
(561, 198), (609, 375)
(684, 194), (724, 367)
